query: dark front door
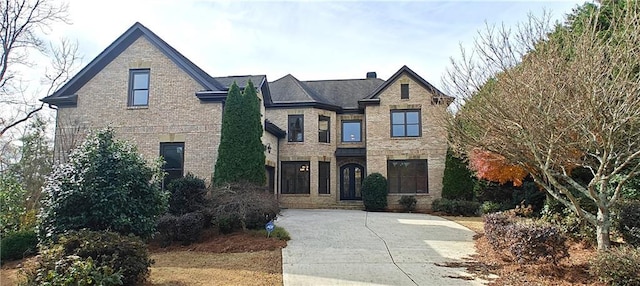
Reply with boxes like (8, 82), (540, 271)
(340, 163), (364, 200)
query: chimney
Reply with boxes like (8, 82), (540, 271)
(366, 72), (377, 79)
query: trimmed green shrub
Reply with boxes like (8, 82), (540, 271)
(21, 255), (123, 286)
(361, 173), (388, 211)
(441, 150), (475, 200)
(167, 173), (208, 215)
(155, 214), (178, 247)
(176, 212), (205, 245)
(613, 200), (640, 247)
(590, 246), (640, 286)
(0, 229), (37, 262)
(480, 201), (502, 214)
(432, 198), (480, 216)
(53, 230), (151, 285)
(210, 182), (279, 231)
(38, 128), (168, 240)
(398, 195), (417, 212)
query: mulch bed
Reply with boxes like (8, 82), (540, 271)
(148, 230), (287, 254)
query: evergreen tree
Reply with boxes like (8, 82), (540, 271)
(441, 150), (476, 201)
(213, 81), (266, 185)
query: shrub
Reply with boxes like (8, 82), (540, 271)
(480, 201), (502, 214)
(46, 230), (152, 285)
(361, 173), (388, 211)
(441, 150), (476, 201)
(175, 212), (205, 245)
(167, 173), (208, 215)
(505, 221), (568, 264)
(0, 229), (37, 262)
(398, 196), (417, 212)
(541, 200), (596, 245)
(210, 182), (279, 231)
(484, 212), (514, 249)
(21, 255), (123, 286)
(38, 128), (169, 241)
(432, 198), (480, 216)
(155, 214), (178, 247)
(253, 226), (291, 241)
(613, 200), (640, 247)
(511, 181), (546, 213)
(590, 246), (640, 286)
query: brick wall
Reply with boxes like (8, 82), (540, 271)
(365, 74), (449, 210)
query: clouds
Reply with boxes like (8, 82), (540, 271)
(52, 0), (584, 86)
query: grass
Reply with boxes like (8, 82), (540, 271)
(146, 250), (282, 286)
(441, 215), (484, 233)
(251, 226), (291, 241)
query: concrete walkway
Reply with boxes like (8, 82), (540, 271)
(278, 209), (485, 286)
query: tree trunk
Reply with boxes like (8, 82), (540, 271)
(596, 207), (611, 251)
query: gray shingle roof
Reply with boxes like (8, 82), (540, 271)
(303, 78), (384, 109)
(214, 75), (266, 90)
(269, 74), (384, 110)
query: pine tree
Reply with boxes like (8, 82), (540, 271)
(213, 81), (265, 185)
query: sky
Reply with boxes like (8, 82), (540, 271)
(47, 0), (587, 88)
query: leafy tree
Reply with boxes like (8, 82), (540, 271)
(38, 128), (168, 240)
(10, 115), (52, 210)
(445, 1), (640, 250)
(213, 81), (265, 185)
(0, 173), (27, 235)
(468, 149), (528, 187)
(442, 149), (476, 200)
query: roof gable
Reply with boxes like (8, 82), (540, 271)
(362, 65), (452, 103)
(42, 22), (223, 105)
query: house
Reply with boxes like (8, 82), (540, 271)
(42, 22), (453, 210)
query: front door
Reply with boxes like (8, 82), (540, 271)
(340, 164), (364, 200)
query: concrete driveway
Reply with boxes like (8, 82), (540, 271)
(278, 209), (485, 286)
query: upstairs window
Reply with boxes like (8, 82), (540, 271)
(318, 115), (330, 143)
(401, 83), (409, 99)
(129, 69), (150, 106)
(391, 110), (420, 137)
(342, 121), (362, 142)
(288, 115), (304, 142)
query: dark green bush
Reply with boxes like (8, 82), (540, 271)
(590, 246), (640, 286)
(0, 229), (37, 262)
(155, 214), (178, 247)
(176, 212), (205, 245)
(432, 198), (480, 216)
(505, 222), (568, 264)
(361, 173), (388, 211)
(38, 128), (169, 241)
(53, 230), (151, 285)
(474, 180), (514, 206)
(167, 173), (208, 215)
(511, 181), (546, 213)
(398, 195), (417, 212)
(613, 200), (640, 247)
(480, 201), (502, 214)
(441, 150), (476, 201)
(210, 182), (279, 231)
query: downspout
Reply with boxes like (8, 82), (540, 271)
(276, 137), (281, 201)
